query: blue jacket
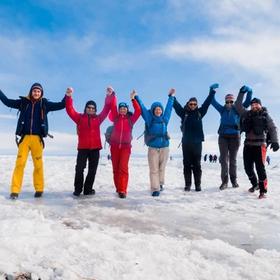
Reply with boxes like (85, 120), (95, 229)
(211, 91), (252, 136)
(135, 95), (174, 148)
(0, 90), (65, 137)
(173, 91), (214, 144)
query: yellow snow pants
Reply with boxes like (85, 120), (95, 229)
(11, 135), (44, 194)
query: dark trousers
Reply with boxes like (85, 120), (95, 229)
(243, 144), (267, 193)
(182, 142), (202, 188)
(74, 149), (100, 194)
(218, 136), (240, 184)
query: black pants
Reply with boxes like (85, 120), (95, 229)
(182, 142), (202, 188)
(74, 149), (100, 194)
(243, 144), (267, 193)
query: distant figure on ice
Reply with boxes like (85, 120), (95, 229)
(108, 90), (141, 198)
(236, 88), (279, 199)
(0, 83), (65, 199)
(213, 154), (218, 163)
(65, 86), (115, 197)
(266, 155), (271, 165)
(204, 154), (207, 162)
(173, 85), (215, 192)
(211, 83), (252, 190)
(209, 154), (213, 163)
(135, 88), (175, 196)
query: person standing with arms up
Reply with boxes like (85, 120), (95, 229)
(0, 83), (65, 199)
(135, 89), (175, 196)
(65, 86), (115, 197)
(173, 85), (215, 192)
(108, 90), (141, 198)
(211, 84), (252, 190)
(235, 86), (279, 199)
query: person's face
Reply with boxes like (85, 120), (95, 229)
(225, 100), (234, 108)
(119, 107), (128, 115)
(188, 102), (197, 111)
(251, 102), (262, 112)
(86, 105), (96, 115)
(31, 88), (42, 100)
(154, 107), (162, 117)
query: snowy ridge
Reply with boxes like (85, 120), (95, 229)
(0, 156), (280, 279)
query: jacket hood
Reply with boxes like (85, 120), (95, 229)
(150, 102), (164, 115)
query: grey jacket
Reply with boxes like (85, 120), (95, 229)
(235, 91), (278, 146)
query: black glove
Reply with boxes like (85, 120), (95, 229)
(239, 85), (248, 93)
(271, 142), (279, 152)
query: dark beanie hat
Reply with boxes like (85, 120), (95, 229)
(250, 97), (262, 106)
(188, 97), (198, 103)
(84, 100), (97, 113)
(118, 102), (129, 109)
(29, 82), (44, 97)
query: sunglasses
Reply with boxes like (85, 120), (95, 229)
(87, 106), (96, 110)
(189, 103), (197, 106)
(225, 101), (234, 104)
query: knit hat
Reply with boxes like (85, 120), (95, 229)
(225, 94), (235, 102)
(250, 97), (262, 106)
(84, 100), (97, 113)
(188, 97), (198, 103)
(29, 83), (44, 97)
(118, 102), (129, 109)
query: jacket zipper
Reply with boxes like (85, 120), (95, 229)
(30, 102), (35, 134)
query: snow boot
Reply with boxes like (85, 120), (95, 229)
(34, 191), (43, 198)
(10, 193), (18, 200)
(160, 185), (164, 191)
(219, 183), (228, 190)
(248, 185), (259, 193)
(152, 191), (160, 197)
(73, 191), (81, 197)
(232, 182), (239, 188)
(195, 185), (201, 192)
(118, 192), (126, 199)
(184, 186), (191, 192)
(84, 189), (95, 196)
(258, 193), (266, 199)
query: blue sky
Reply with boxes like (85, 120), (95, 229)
(0, 0), (279, 154)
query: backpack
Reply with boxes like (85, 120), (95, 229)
(105, 115), (133, 146)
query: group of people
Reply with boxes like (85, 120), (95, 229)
(0, 83), (278, 200)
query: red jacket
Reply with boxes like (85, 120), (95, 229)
(109, 98), (141, 148)
(66, 94), (115, 149)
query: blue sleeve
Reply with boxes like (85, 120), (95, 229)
(135, 95), (152, 124)
(173, 98), (185, 119)
(0, 90), (21, 109)
(199, 91), (215, 118)
(211, 95), (224, 114)
(242, 90), (252, 108)
(45, 96), (66, 112)
(163, 96), (174, 124)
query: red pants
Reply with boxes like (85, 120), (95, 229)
(110, 146), (131, 194)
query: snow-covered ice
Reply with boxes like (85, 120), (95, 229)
(0, 154), (280, 280)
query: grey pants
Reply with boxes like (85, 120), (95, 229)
(148, 147), (169, 191)
(218, 136), (240, 184)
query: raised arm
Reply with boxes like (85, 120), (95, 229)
(130, 90), (141, 124)
(199, 86), (216, 118)
(108, 86), (118, 122)
(242, 87), (252, 108)
(211, 95), (224, 114)
(235, 86), (248, 115)
(46, 96), (66, 112)
(163, 88), (175, 124)
(65, 87), (80, 124)
(173, 98), (185, 119)
(0, 89), (21, 109)
(98, 88), (116, 123)
(134, 94), (152, 124)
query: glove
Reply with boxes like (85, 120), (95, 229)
(209, 83), (219, 94)
(246, 86), (252, 93)
(239, 85), (250, 93)
(271, 142), (279, 152)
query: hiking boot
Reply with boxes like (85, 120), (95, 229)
(184, 186), (191, 192)
(219, 183), (228, 190)
(195, 186), (201, 192)
(258, 193), (266, 199)
(10, 193), (18, 200)
(34, 191), (43, 198)
(160, 185), (164, 191)
(232, 182), (239, 188)
(118, 192), (126, 199)
(151, 191), (160, 197)
(248, 185), (259, 193)
(84, 189), (96, 196)
(73, 191), (81, 197)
